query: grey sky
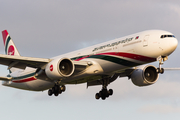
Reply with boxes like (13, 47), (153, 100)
(0, 0), (180, 120)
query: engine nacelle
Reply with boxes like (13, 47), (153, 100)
(131, 65), (159, 86)
(45, 58), (75, 80)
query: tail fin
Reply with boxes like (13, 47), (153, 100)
(2, 30), (20, 56)
(2, 30), (21, 73)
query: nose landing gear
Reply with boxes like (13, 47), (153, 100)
(157, 56), (167, 74)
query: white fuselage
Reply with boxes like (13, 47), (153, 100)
(2, 30), (178, 91)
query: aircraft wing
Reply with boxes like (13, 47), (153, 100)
(0, 54), (50, 69)
(164, 68), (180, 70)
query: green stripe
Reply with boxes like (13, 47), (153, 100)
(88, 55), (140, 67)
(71, 55), (88, 60)
(12, 72), (35, 80)
(5, 36), (11, 54)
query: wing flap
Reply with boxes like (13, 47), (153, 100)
(0, 54), (50, 69)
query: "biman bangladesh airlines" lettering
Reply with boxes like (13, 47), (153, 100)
(92, 37), (134, 52)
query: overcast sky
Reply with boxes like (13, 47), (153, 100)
(1, 0), (180, 120)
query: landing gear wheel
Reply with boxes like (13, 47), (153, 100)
(157, 68), (164, 74)
(59, 89), (62, 94)
(52, 87), (55, 93)
(101, 95), (106, 100)
(54, 92), (59, 96)
(48, 89), (53, 96)
(105, 91), (109, 98)
(99, 91), (102, 97)
(106, 94), (109, 98)
(108, 89), (113, 96)
(95, 93), (100, 99)
(160, 68), (164, 74)
(61, 85), (66, 92)
(102, 89), (109, 98)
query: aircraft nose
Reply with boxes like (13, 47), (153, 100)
(160, 37), (178, 57)
(170, 38), (178, 51)
(166, 38), (178, 55)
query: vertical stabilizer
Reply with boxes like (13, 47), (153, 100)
(2, 30), (20, 56)
(2, 30), (21, 72)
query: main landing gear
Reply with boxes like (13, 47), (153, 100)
(95, 77), (113, 100)
(48, 85), (66, 96)
(95, 88), (113, 100)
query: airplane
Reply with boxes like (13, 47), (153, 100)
(0, 29), (178, 100)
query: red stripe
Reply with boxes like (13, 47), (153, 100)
(98, 52), (156, 62)
(12, 77), (36, 83)
(2, 30), (8, 46)
(74, 55), (89, 61)
(75, 58), (84, 61)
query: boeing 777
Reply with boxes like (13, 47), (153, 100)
(0, 30), (178, 100)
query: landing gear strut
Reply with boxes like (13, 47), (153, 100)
(48, 85), (66, 97)
(95, 77), (113, 100)
(157, 56), (168, 74)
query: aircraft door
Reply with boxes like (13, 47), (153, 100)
(143, 35), (149, 47)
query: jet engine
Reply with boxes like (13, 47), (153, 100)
(131, 65), (159, 86)
(45, 58), (75, 80)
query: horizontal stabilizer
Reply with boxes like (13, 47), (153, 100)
(0, 76), (12, 81)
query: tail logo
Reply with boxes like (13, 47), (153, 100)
(8, 45), (15, 55)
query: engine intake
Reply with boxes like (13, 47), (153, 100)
(59, 59), (74, 76)
(131, 65), (159, 86)
(45, 58), (75, 79)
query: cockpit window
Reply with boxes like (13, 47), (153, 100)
(160, 35), (175, 38)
